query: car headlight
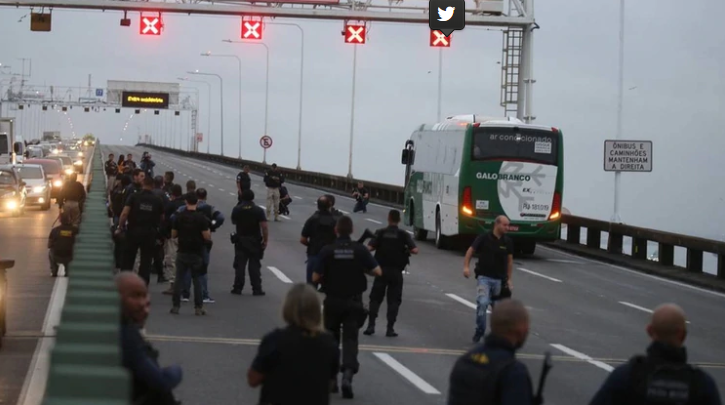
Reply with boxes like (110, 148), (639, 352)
(5, 200), (17, 210)
(65, 168), (74, 175)
(33, 186), (46, 193)
(53, 180), (63, 187)
(78, 152), (84, 157)
(53, 149), (60, 154)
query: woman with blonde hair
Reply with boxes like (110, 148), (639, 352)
(248, 283), (339, 405)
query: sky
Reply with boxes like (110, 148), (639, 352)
(0, 0), (724, 239)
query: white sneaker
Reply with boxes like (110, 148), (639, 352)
(203, 297), (216, 304)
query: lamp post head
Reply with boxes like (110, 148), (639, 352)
(222, 39), (232, 43)
(187, 70), (200, 74)
(201, 51), (211, 56)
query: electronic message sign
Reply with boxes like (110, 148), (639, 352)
(121, 91), (170, 109)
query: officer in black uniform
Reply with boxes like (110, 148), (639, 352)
(47, 211), (78, 277)
(162, 171), (175, 195)
(590, 303), (721, 405)
(325, 194), (344, 219)
(117, 176), (165, 285)
(230, 189), (268, 296)
(124, 168), (145, 204)
(236, 165), (251, 202)
(312, 215), (382, 399)
(151, 176), (170, 284)
(363, 209), (419, 337)
(300, 196), (338, 287)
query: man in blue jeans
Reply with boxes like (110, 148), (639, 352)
(463, 215), (514, 343)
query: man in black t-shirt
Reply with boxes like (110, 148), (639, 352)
(170, 193), (211, 315)
(231, 189), (268, 295)
(300, 196), (338, 287)
(352, 181), (369, 213)
(48, 212), (78, 277)
(463, 215), (514, 343)
(236, 165), (251, 202)
(162, 184), (185, 295)
(117, 176), (165, 285)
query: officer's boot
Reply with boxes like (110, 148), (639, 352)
(363, 316), (376, 336)
(341, 369), (354, 399)
(386, 322), (398, 337)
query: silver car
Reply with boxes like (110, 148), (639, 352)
(15, 164), (51, 210)
(48, 154), (75, 177)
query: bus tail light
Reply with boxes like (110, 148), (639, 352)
(462, 186), (473, 216)
(549, 192), (561, 220)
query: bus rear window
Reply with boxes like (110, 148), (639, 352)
(472, 128), (558, 165)
(0, 134), (8, 155)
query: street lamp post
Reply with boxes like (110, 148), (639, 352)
(201, 51), (243, 159)
(612, 0), (625, 224)
(187, 70), (224, 155)
(437, 48), (443, 121)
(264, 23), (305, 169)
(347, 44), (358, 178)
(178, 78), (212, 153)
(222, 40), (270, 162)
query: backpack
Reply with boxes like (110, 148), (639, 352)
(629, 355), (701, 405)
(310, 212), (337, 255)
(447, 351), (517, 405)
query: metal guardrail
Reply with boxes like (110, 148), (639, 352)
(138, 144), (725, 281)
(43, 142), (130, 405)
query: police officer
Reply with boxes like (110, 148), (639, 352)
(447, 299), (534, 405)
(48, 211), (78, 277)
(59, 172), (86, 228)
(236, 165), (251, 202)
(117, 176), (165, 285)
(363, 209), (419, 337)
(162, 171), (175, 194)
(140, 152), (155, 178)
(300, 196), (338, 286)
(230, 189), (268, 296)
(590, 303), (721, 405)
(312, 215), (382, 399)
(125, 169), (145, 203)
(151, 176), (170, 284)
(325, 194), (344, 219)
(463, 215), (514, 343)
(170, 193), (211, 316)
(263, 163), (284, 221)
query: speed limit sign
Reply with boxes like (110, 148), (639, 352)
(260, 135), (273, 149)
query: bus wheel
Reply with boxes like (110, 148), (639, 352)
(520, 241), (536, 255)
(435, 210), (448, 250)
(410, 203), (427, 241)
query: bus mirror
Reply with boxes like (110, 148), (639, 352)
(13, 142), (24, 154)
(401, 149), (415, 165)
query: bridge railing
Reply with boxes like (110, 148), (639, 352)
(43, 142), (130, 405)
(138, 144), (725, 282)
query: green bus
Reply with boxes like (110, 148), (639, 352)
(400, 115), (564, 254)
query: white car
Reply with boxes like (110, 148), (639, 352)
(14, 164), (51, 210)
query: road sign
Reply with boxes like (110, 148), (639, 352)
(604, 140), (652, 172)
(140, 14), (162, 35)
(260, 135), (273, 149)
(196, 133), (203, 142)
(344, 24), (366, 44)
(95, 88), (104, 97)
(430, 30), (451, 47)
(241, 17), (262, 40)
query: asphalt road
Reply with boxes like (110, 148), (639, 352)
(9, 143), (723, 405)
(0, 164), (90, 405)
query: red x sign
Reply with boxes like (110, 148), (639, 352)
(241, 17), (263, 40)
(430, 30), (451, 47)
(344, 24), (366, 44)
(140, 14), (162, 36)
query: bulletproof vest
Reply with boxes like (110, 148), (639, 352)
(265, 171), (282, 188)
(235, 202), (262, 237)
(111, 187), (127, 214)
(129, 191), (158, 227)
(324, 239), (367, 298)
(629, 355), (701, 405)
(447, 349), (516, 405)
(52, 225), (76, 257)
(176, 211), (203, 252)
(309, 212), (337, 255)
(373, 227), (408, 269)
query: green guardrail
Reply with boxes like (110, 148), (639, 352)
(43, 142), (130, 405)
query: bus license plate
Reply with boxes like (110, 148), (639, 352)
(508, 225), (519, 231)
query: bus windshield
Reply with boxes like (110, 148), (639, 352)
(472, 127), (558, 166)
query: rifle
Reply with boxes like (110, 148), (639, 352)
(356, 228), (375, 244)
(533, 352), (553, 405)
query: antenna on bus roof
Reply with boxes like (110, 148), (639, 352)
(444, 115), (524, 124)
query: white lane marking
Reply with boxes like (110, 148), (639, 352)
(406, 230), (414, 235)
(445, 293), (490, 313)
(550, 344), (614, 372)
(267, 266), (293, 283)
(544, 259), (585, 264)
(280, 215), (291, 220)
(219, 189), (225, 192)
(208, 184), (215, 188)
(293, 196), (302, 200)
(373, 353), (441, 395)
(619, 301), (691, 324)
(338, 209), (349, 214)
(517, 267), (563, 283)
(19, 147), (96, 405)
(538, 244), (725, 299)
(229, 192), (236, 196)
(366, 218), (382, 224)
